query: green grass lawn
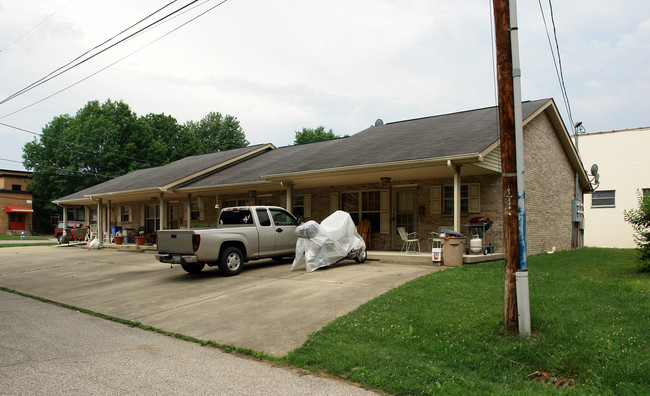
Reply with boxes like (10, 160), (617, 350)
(286, 248), (649, 395)
(0, 235), (49, 240)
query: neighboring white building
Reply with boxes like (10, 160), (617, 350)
(580, 127), (650, 248)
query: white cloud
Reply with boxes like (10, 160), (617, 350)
(1, 0), (649, 171)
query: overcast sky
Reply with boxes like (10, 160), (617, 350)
(1, 0), (648, 172)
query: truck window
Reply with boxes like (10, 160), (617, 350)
(219, 210), (254, 225)
(269, 209), (296, 226)
(256, 209), (271, 227)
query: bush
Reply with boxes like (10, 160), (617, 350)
(624, 191), (650, 272)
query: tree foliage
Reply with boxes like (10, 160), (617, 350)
(623, 191), (650, 272)
(184, 112), (249, 154)
(294, 126), (341, 145)
(23, 99), (249, 213)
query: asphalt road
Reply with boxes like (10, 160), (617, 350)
(0, 245), (441, 394)
(0, 291), (376, 395)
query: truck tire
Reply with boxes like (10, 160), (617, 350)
(181, 262), (205, 274)
(354, 248), (367, 263)
(218, 247), (244, 276)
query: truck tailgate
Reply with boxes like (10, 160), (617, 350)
(156, 229), (197, 254)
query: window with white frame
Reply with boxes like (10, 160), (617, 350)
(119, 205), (132, 222)
(342, 191), (381, 232)
(642, 188), (650, 202)
(592, 190), (615, 207)
(280, 195), (312, 218)
(145, 204), (159, 233)
(292, 195), (310, 218)
(190, 201), (201, 220)
(442, 183), (480, 214)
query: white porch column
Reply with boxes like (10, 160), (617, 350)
(97, 199), (103, 243)
(104, 201), (110, 239)
(186, 193), (192, 228)
(107, 200), (112, 234)
(159, 193), (165, 231)
(61, 205), (68, 229)
(283, 181), (294, 213)
(453, 165), (462, 232)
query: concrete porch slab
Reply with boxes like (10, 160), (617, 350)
(368, 250), (504, 265)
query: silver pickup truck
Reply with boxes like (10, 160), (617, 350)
(155, 206), (300, 276)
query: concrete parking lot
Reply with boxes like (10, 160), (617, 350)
(0, 245), (441, 357)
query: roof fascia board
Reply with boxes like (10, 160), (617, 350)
(175, 180), (272, 194)
(160, 144), (275, 191)
(264, 154), (483, 181)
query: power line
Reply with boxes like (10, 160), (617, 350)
(0, 0), (195, 105)
(0, 0), (74, 53)
(537, 0), (575, 131)
(0, 121), (163, 167)
(0, 156), (114, 180)
(0, 0), (228, 120)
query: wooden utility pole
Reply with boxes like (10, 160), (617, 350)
(493, 0), (520, 333)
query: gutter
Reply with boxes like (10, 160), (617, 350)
(263, 153), (484, 181)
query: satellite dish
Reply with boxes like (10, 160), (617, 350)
(375, 119), (384, 126)
(590, 163), (598, 175)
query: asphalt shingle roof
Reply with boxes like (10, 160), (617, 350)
(55, 144), (268, 201)
(184, 99), (551, 188)
(55, 99), (553, 200)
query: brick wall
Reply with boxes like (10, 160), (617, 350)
(523, 112), (578, 253)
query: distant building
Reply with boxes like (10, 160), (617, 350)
(0, 169), (34, 236)
(580, 127), (650, 248)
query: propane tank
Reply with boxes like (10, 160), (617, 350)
(470, 235), (482, 254)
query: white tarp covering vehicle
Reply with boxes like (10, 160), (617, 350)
(291, 210), (367, 272)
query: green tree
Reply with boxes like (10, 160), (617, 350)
(184, 112), (249, 154)
(624, 191), (650, 272)
(23, 99), (154, 212)
(142, 113), (196, 162)
(294, 126), (342, 145)
(23, 101), (249, 220)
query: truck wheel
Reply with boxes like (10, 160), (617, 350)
(181, 262), (205, 274)
(354, 249), (367, 263)
(219, 247), (244, 276)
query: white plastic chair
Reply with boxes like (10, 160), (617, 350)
(398, 227), (420, 253)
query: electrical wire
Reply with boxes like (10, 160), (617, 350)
(0, 0), (228, 120)
(0, 0), (74, 53)
(538, 0), (575, 131)
(0, 0), (194, 105)
(0, 156), (114, 180)
(0, 121), (163, 167)
(488, 0), (500, 138)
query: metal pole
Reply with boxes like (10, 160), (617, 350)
(510, 0), (527, 272)
(509, 0), (531, 338)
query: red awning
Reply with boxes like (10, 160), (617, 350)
(5, 206), (34, 213)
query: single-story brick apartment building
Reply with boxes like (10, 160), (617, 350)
(53, 98), (591, 254)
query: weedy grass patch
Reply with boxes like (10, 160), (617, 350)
(286, 248), (649, 395)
